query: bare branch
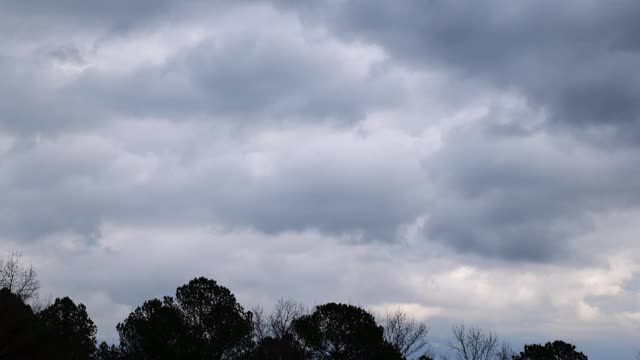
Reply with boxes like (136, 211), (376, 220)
(251, 305), (268, 342)
(30, 293), (53, 314)
(268, 298), (306, 339)
(494, 341), (515, 360)
(449, 324), (499, 360)
(0, 252), (40, 303)
(383, 308), (430, 358)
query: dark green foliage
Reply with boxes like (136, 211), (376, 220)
(513, 340), (588, 360)
(0, 287), (48, 359)
(38, 297), (98, 360)
(292, 302), (403, 360)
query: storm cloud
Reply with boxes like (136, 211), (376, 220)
(289, 0), (640, 141)
(1, 1), (640, 358)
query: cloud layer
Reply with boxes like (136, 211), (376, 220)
(1, 1), (640, 358)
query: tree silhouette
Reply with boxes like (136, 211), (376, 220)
(513, 340), (587, 360)
(382, 309), (430, 359)
(0, 288), (48, 359)
(248, 298), (307, 359)
(448, 324), (498, 360)
(292, 302), (403, 360)
(0, 272), (600, 360)
(494, 341), (515, 360)
(117, 297), (192, 360)
(417, 355), (435, 360)
(248, 334), (306, 360)
(117, 278), (254, 359)
(175, 277), (254, 359)
(38, 297), (97, 360)
(268, 298), (306, 340)
(252, 305), (268, 343)
(95, 341), (123, 360)
(0, 252), (40, 302)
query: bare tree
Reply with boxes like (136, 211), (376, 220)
(0, 252), (40, 302)
(383, 309), (430, 359)
(449, 324), (499, 360)
(30, 293), (53, 314)
(268, 298), (306, 339)
(494, 341), (514, 360)
(251, 305), (268, 342)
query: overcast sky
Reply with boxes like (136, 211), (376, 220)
(1, 1), (640, 358)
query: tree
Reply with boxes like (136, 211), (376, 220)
(94, 342), (123, 360)
(175, 277), (254, 359)
(247, 299), (306, 360)
(0, 252), (40, 302)
(31, 293), (53, 314)
(248, 334), (306, 360)
(494, 341), (514, 360)
(448, 324), (498, 360)
(418, 355), (435, 360)
(292, 302), (403, 360)
(0, 287), (48, 359)
(38, 297), (98, 360)
(512, 340), (588, 360)
(382, 309), (430, 359)
(268, 298), (306, 340)
(117, 297), (192, 360)
(118, 277), (253, 360)
(252, 305), (268, 343)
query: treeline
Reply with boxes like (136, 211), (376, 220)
(1, 253), (592, 360)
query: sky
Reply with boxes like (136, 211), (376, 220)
(1, 0), (639, 358)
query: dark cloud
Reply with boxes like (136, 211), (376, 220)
(41, 44), (86, 64)
(217, 159), (428, 240)
(187, 37), (376, 122)
(285, 0), (640, 144)
(2, 0), (639, 261)
(0, 0), (174, 29)
(2, 2), (640, 358)
(424, 123), (640, 262)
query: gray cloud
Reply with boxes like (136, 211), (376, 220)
(2, 2), (640, 359)
(0, 0), (175, 30)
(0, 1), (422, 242)
(424, 120), (640, 262)
(285, 0), (640, 144)
(265, 0), (640, 263)
(0, 4), (404, 135)
(3, 0), (640, 262)
(0, 123), (429, 242)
